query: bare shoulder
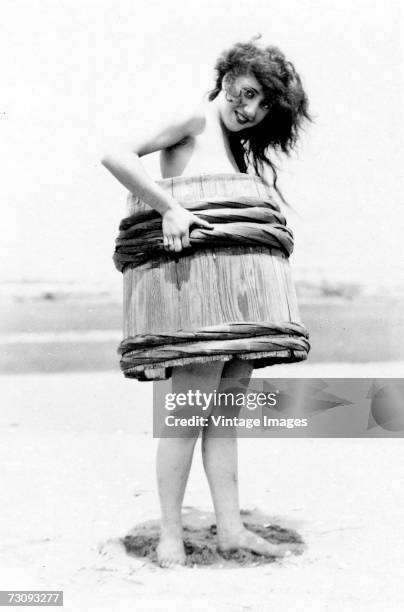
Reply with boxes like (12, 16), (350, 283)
(117, 104), (206, 157)
(181, 103), (206, 135)
(157, 103), (206, 142)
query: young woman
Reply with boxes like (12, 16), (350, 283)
(102, 38), (311, 567)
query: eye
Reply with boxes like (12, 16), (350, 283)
(242, 88), (255, 99)
(261, 101), (270, 111)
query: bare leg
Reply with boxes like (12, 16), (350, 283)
(156, 361), (224, 567)
(202, 359), (303, 558)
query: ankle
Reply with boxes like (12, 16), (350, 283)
(160, 523), (183, 541)
(216, 521), (245, 541)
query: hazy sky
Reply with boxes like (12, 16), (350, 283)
(1, 0), (403, 287)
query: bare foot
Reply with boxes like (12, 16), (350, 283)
(156, 536), (186, 568)
(218, 528), (305, 559)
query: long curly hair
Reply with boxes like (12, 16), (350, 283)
(208, 38), (312, 203)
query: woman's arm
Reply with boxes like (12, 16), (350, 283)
(101, 110), (213, 252)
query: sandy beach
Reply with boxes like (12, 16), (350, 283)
(1, 366), (404, 611)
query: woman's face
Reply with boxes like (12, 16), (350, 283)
(218, 72), (270, 132)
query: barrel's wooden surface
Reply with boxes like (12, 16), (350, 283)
(121, 173), (309, 380)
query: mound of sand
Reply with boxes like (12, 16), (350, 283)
(122, 507), (305, 567)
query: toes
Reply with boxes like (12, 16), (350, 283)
(266, 541), (306, 558)
(158, 556), (186, 568)
(288, 541), (307, 555)
(156, 541), (186, 568)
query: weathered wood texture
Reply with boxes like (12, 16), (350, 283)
(120, 173), (309, 380)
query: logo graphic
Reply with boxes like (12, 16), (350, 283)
(261, 379), (352, 416)
(367, 382), (404, 431)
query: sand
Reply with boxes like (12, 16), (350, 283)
(1, 368), (404, 611)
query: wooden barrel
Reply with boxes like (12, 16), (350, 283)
(119, 173), (309, 380)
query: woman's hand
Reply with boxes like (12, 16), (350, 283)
(162, 204), (214, 253)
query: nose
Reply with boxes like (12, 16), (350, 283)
(242, 99), (259, 119)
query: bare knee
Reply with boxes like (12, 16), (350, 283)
(161, 363), (225, 437)
(156, 362), (223, 438)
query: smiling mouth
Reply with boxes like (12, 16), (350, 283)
(234, 111), (250, 126)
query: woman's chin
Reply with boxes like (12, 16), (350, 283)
(230, 125), (246, 133)
(226, 119), (249, 133)
(231, 125), (250, 134)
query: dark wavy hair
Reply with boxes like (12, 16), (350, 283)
(208, 38), (312, 203)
